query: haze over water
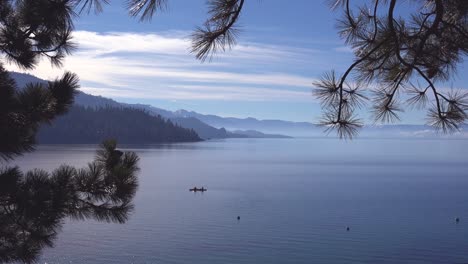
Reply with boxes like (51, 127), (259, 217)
(13, 138), (468, 264)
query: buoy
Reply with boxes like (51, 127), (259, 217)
(237, 216), (240, 220)
(346, 226), (350, 231)
(456, 217), (460, 223)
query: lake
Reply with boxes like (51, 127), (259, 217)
(11, 138), (468, 263)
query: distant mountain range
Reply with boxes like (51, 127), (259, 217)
(10, 72), (467, 140)
(9, 72), (292, 141)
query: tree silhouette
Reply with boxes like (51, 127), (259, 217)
(0, 140), (139, 263)
(73, 0), (467, 138)
(0, 3), (139, 263)
(313, 0), (468, 138)
(0, 0), (79, 159)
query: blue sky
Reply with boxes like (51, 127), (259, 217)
(7, 0), (468, 123)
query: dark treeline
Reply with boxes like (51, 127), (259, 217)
(37, 106), (202, 144)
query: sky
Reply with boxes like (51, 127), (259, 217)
(6, 0), (468, 123)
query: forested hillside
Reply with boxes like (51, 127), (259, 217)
(37, 106), (201, 144)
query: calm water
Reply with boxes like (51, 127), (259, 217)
(12, 138), (468, 263)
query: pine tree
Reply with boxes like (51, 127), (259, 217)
(313, 0), (468, 138)
(0, 140), (139, 263)
(0, 3), (140, 262)
(0, 0), (78, 159)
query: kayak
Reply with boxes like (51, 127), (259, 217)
(189, 188), (207, 192)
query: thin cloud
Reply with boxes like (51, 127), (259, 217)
(81, 84), (312, 101)
(5, 30), (329, 102)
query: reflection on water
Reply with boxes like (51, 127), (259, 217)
(0, 141), (139, 263)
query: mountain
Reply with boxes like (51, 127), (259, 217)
(9, 72), (46, 88)
(37, 105), (201, 144)
(8, 72), (230, 139)
(10, 72), (466, 139)
(170, 109), (468, 138)
(111, 104), (312, 137)
(172, 109), (321, 136)
(170, 117), (243, 139)
(9, 72), (202, 144)
(8, 72), (288, 140)
(123, 103), (176, 119)
(232, 130), (292, 138)
(170, 108), (468, 139)
(360, 124), (468, 138)
(114, 104), (245, 139)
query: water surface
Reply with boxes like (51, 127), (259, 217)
(13, 138), (468, 263)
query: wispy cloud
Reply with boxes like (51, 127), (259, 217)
(81, 84), (312, 101)
(5, 30), (340, 102)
